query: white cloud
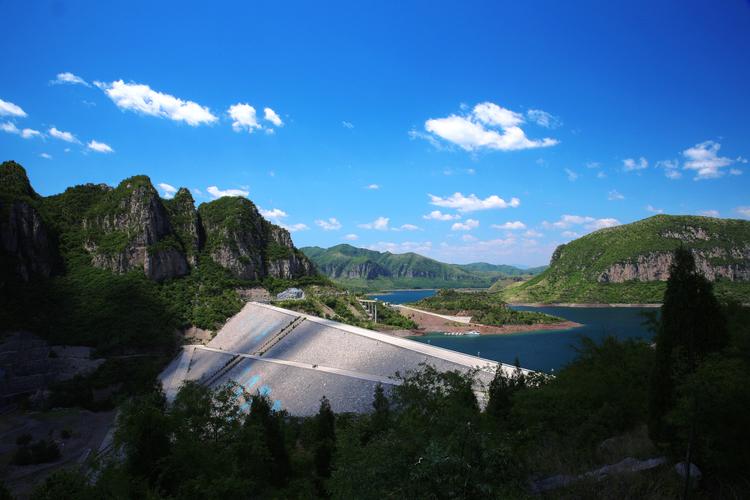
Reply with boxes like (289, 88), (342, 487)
(699, 209), (719, 217)
(423, 102), (558, 152)
(596, 171), (607, 179)
(451, 219), (479, 231)
(22, 128), (41, 139)
(39, 153), (52, 160)
(608, 190), (625, 201)
(524, 229), (543, 238)
(394, 224), (420, 231)
(1, 122), (41, 139)
(656, 159), (681, 179)
(49, 127), (79, 143)
(423, 210), (461, 221)
(462, 234), (478, 242)
(645, 204), (664, 214)
(158, 183), (178, 199)
(316, 217), (343, 230)
(365, 184), (380, 190)
(342, 121), (354, 129)
(96, 80), (217, 126)
(358, 216), (390, 231)
(429, 192), (520, 212)
(281, 223), (309, 232)
(261, 208), (288, 220)
(263, 107), (283, 127)
(366, 241), (433, 254)
(491, 221), (526, 230)
(544, 214), (621, 231)
(729, 168), (742, 176)
(408, 128), (444, 149)
(51, 72), (89, 87)
(87, 140), (114, 153)
(526, 109), (562, 129)
(735, 207), (750, 219)
(206, 185), (249, 199)
(228, 103), (261, 133)
(1, 122), (19, 134)
(623, 157), (648, 171)
(586, 161), (601, 169)
(564, 168), (578, 181)
(343, 233), (359, 241)
(683, 141), (735, 180)
(0, 98), (27, 117)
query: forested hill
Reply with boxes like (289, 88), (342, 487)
(301, 244), (545, 290)
(502, 214), (750, 304)
(0, 160), (322, 354)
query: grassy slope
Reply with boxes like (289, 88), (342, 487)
(503, 215), (750, 303)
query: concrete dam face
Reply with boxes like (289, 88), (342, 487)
(160, 302), (524, 416)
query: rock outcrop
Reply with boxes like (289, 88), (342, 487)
(598, 248), (750, 283)
(82, 176), (189, 282)
(199, 196), (314, 280)
(0, 161), (57, 282)
(164, 188), (204, 266)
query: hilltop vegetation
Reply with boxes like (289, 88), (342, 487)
(503, 215), (750, 303)
(411, 289), (563, 326)
(273, 286), (417, 330)
(301, 244), (545, 291)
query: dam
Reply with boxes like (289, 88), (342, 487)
(160, 302), (532, 416)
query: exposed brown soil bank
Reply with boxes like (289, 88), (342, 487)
(394, 308), (581, 336)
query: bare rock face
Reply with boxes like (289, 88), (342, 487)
(199, 196), (315, 280)
(320, 260), (390, 279)
(266, 225), (315, 278)
(0, 200), (56, 281)
(598, 247), (750, 283)
(83, 176), (189, 282)
(0, 161), (57, 282)
(164, 188), (204, 266)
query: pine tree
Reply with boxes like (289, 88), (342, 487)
(648, 247), (728, 441)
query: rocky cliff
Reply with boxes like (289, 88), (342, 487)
(82, 176), (189, 282)
(164, 188), (204, 266)
(199, 196), (313, 280)
(0, 161), (57, 282)
(503, 215), (750, 303)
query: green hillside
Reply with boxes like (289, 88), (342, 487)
(301, 244), (545, 291)
(502, 215), (750, 304)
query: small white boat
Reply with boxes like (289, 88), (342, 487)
(444, 330), (481, 336)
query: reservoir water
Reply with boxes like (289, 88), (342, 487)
(370, 289), (657, 373)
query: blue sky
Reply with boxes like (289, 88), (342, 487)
(2, 1), (749, 266)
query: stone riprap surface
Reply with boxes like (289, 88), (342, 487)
(160, 302), (527, 416)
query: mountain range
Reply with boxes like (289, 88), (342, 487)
(300, 244), (546, 291)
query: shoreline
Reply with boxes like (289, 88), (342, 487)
(509, 302), (662, 308)
(391, 307), (582, 338)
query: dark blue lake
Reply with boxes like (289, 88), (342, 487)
(368, 289), (437, 303)
(370, 290), (657, 373)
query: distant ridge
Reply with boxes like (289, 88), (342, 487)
(502, 214), (750, 304)
(300, 244), (545, 291)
